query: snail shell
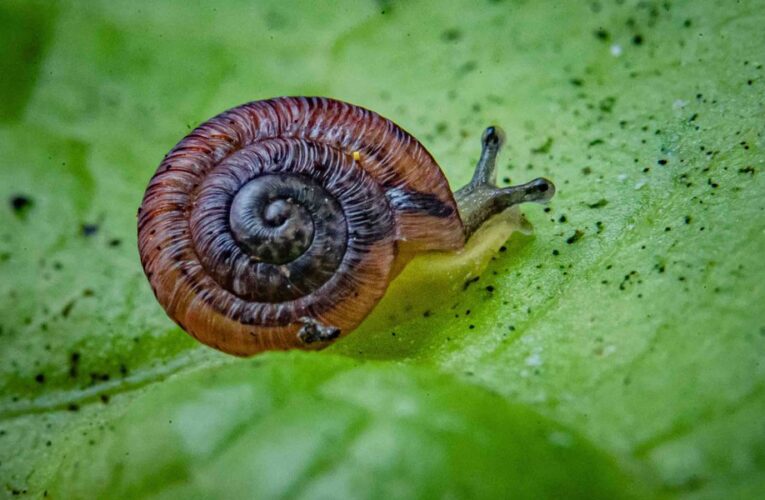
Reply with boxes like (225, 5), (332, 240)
(138, 97), (465, 355)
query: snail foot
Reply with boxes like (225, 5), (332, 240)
(297, 317), (341, 344)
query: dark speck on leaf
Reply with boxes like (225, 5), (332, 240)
(566, 230), (584, 244)
(552, 249), (560, 256)
(599, 97), (616, 113)
(463, 276), (480, 290)
(632, 34), (644, 45)
(738, 166), (755, 175)
(11, 194), (32, 213)
(69, 352), (80, 378)
(10, 195), (33, 217)
(658, 159), (668, 165)
(594, 28), (610, 41)
(569, 78), (584, 87)
(81, 224), (99, 236)
(67, 403), (79, 412)
(35, 373), (45, 384)
(587, 199), (609, 209)
(61, 300), (76, 318)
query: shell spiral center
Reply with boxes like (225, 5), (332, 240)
(229, 174), (342, 265)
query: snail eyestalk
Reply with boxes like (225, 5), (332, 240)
(455, 126), (556, 240)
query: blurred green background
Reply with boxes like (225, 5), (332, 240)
(1, 0), (763, 498)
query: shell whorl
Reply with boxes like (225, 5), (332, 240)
(138, 97), (464, 355)
(228, 174), (334, 267)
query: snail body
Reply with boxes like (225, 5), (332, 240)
(138, 97), (554, 356)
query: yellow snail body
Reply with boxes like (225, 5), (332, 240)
(138, 97), (554, 355)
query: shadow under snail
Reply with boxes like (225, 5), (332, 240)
(138, 97), (555, 356)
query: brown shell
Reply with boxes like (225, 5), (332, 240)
(138, 97), (465, 355)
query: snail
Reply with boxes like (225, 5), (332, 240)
(138, 97), (555, 356)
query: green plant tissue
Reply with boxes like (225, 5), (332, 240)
(0, 0), (763, 498)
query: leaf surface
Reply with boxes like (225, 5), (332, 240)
(0, 0), (763, 497)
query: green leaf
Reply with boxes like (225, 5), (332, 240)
(1, 0), (763, 498)
(49, 353), (646, 499)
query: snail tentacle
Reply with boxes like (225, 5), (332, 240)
(455, 126), (556, 240)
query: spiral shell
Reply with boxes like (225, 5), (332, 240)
(138, 97), (465, 355)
